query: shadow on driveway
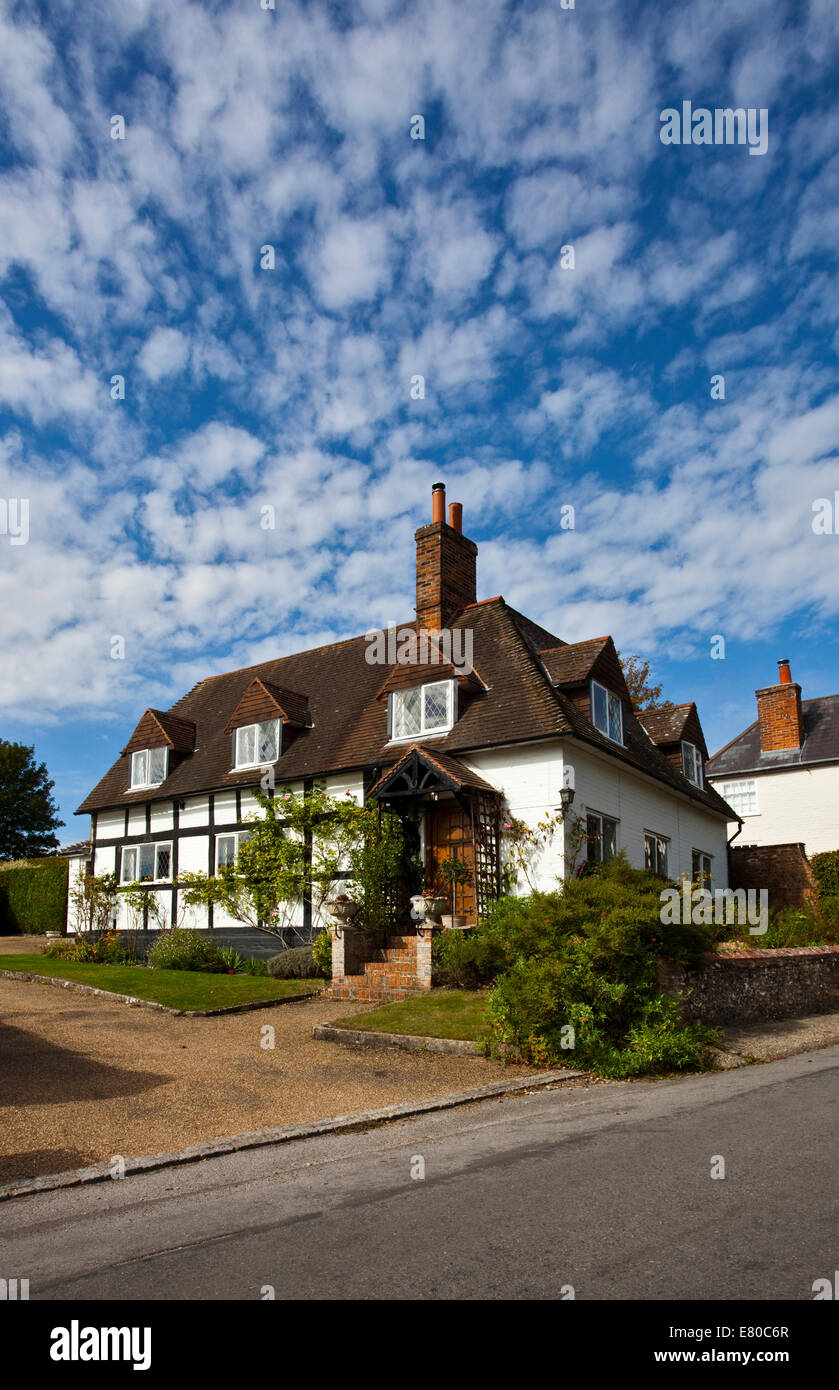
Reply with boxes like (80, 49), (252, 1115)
(0, 1022), (169, 1107)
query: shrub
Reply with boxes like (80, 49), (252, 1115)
(470, 855), (719, 1077)
(147, 929), (226, 973)
(216, 944), (246, 973)
(811, 850), (839, 899)
(267, 946), (318, 978)
(0, 858), (69, 934)
(311, 930), (332, 978)
(43, 930), (139, 964)
(41, 938), (77, 959)
(241, 956), (268, 976)
(725, 899), (839, 948)
(432, 927), (501, 988)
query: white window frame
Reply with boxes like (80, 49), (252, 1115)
(718, 778), (759, 817)
(644, 831), (669, 877)
(390, 679), (456, 742)
(215, 831), (252, 871)
(234, 719), (281, 769)
(692, 849), (713, 888)
(590, 680), (623, 745)
(130, 747), (168, 789)
(121, 841), (173, 884)
(681, 740), (703, 787)
(586, 810), (619, 864)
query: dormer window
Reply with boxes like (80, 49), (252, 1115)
(234, 719), (280, 769)
(130, 747), (168, 789)
(682, 740), (703, 787)
(591, 681), (623, 744)
(391, 680), (455, 740)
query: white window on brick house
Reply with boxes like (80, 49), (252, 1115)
(216, 831), (252, 870)
(591, 680), (623, 744)
(234, 720), (280, 769)
(681, 740), (703, 787)
(130, 747), (168, 789)
(586, 811), (619, 864)
(718, 779), (759, 816)
(121, 842), (172, 883)
(692, 849), (713, 888)
(644, 831), (669, 876)
(390, 680), (455, 739)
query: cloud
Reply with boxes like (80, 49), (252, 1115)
(137, 327), (190, 381)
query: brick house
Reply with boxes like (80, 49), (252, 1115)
(706, 660), (839, 856)
(71, 483), (735, 967)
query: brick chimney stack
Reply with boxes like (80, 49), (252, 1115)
(415, 482), (477, 631)
(756, 659), (804, 752)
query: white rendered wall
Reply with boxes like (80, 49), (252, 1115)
(709, 764), (839, 856)
(462, 738), (729, 893)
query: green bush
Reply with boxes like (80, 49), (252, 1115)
(43, 931), (138, 964)
(241, 956), (268, 976)
(725, 898), (839, 948)
(41, 938), (77, 959)
(267, 946), (318, 978)
(147, 929), (226, 972)
(811, 850), (839, 899)
(432, 927), (501, 988)
(0, 858), (69, 934)
(466, 855), (719, 1077)
(311, 930), (332, 978)
(216, 944), (246, 973)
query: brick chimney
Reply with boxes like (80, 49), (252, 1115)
(756, 659), (804, 752)
(415, 482), (477, 631)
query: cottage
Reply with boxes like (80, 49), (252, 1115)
(706, 659), (839, 855)
(71, 483), (734, 949)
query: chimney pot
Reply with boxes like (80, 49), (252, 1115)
(778, 659), (792, 684)
(449, 502), (463, 533)
(431, 481), (446, 524)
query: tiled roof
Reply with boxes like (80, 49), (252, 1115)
(75, 597), (732, 822)
(540, 638), (609, 686)
(637, 705), (692, 743)
(707, 694), (839, 777)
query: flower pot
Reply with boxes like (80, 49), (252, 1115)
(441, 914), (469, 930)
(325, 899), (361, 923)
(412, 894), (447, 923)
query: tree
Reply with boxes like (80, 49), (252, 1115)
(618, 654), (673, 712)
(177, 787), (406, 946)
(0, 740), (64, 860)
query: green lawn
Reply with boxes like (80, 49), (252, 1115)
(334, 989), (490, 1040)
(0, 955), (322, 1011)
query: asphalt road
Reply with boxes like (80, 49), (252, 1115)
(2, 1047), (836, 1301)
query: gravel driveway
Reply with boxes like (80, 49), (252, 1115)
(0, 968), (532, 1182)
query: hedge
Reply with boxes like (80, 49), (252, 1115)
(810, 850), (839, 898)
(0, 858), (69, 934)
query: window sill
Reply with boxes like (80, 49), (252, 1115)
(387, 730), (452, 745)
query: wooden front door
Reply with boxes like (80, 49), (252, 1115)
(426, 801), (476, 921)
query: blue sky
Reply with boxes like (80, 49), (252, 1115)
(1, 0), (839, 840)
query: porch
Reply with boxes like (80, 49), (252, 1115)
(328, 744), (503, 1002)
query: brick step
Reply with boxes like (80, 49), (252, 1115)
(329, 982), (423, 1003)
